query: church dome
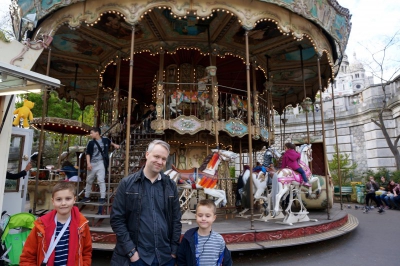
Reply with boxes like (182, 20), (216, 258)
(350, 52), (364, 72)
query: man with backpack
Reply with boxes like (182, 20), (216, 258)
(80, 127), (120, 205)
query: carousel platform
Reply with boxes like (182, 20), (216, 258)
(87, 204), (358, 251)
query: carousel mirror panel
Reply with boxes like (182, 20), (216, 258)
(5, 135), (25, 192)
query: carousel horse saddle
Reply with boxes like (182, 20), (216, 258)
(277, 168), (303, 184)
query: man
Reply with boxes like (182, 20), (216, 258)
(6, 161), (32, 180)
(110, 140), (181, 266)
(80, 127), (120, 204)
(142, 103), (157, 133)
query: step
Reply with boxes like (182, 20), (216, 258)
(83, 213), (110, 219)
(76, 202), (111, 207)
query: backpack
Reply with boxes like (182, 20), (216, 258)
(0, 212), (36, 265)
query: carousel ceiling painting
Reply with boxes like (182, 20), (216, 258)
(12, 0), (351, 113)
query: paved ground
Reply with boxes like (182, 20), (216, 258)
(92, 203), (398, 265)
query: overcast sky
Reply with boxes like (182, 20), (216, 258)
(1, 0), (399, 76)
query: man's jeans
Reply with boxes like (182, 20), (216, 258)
(130, 257), (175, 266)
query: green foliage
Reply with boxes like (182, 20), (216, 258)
(16, 92), (94, 165)
(328, 146), (358, 186)
(361, 168), (400, 184)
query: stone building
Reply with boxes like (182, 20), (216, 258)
(272, 58), (400, 177)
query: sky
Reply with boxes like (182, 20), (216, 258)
(1, 0), (399, 78)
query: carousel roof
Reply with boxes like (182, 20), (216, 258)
(12, 0), (351, 113)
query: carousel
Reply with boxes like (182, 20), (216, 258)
(9, 0), (358, 250)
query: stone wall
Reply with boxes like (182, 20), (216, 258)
(273, 78), (400, 173)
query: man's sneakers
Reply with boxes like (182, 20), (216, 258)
(378, 206), (385, 214)
(99, 198), (106, 205)
(79, 197), (90, 203)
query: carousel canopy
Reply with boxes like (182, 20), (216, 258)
(11, 0), (351, 113)
(31, 117), (91, 136)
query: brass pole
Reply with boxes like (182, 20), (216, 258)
(239, 139), (242, 173)
(95, 67), (101, 127)
(124, 25), (135, 175)
(331, 81), (343, 210)
(113, 56), (122, 124)
(300, 46), (311, 145)
(33, 47), (51, 214)
(245, 31), (254, 229)
(317, 57), (330, 219)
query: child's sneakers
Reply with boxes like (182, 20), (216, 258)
(79, 197), (90, 203)
(303, 182), (311, 187)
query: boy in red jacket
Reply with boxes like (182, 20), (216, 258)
(20, 182), (92, 266)
(281, 143), (311, 187)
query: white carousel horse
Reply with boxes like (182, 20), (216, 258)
(236, 166), (270, 218)
(271, 145), (321, 222)
(169, 90), (183, 115)
(165, 149), (238, 210)
(298, 143), (313, 165)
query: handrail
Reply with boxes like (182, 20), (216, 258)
(101, 121), (121, 136)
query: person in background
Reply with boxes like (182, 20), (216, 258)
(110, 140), (181, 266)
(281, 143), (310, 187)
(80, 127), (120, 205)
(383, 180), (397, 209)
(6, 161), (32, 180)
(142, 103), (157, 133)
(365, 176), (385, 213)
(375, 176), (389, 209)
(57, 161), (80, 182)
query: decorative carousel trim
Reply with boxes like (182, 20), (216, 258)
(222, 118), (248, 138)
(168, 115), (205, 135)
(260, 127), (269, 142)
(31, 117), (91, 135)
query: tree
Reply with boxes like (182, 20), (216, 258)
(15, 92), (94, 165)
(360, 31), (400, 170)
(0, 1), (14, 41)
(328, 146), (357, 186)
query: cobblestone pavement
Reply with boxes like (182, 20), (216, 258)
(92, 203), (398, 265)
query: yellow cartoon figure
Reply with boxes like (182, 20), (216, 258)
(13, 99), (34, 128)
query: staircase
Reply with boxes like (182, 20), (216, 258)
(76, 122), (158, 230)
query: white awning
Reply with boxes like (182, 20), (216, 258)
(0, 61), (60, 96)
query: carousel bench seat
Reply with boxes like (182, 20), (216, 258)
(334, 186), (353, 202)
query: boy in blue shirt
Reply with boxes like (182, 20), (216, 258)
(177, 199), (232, 266)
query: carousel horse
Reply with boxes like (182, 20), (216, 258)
(236, 165), (271, 218)
(169, 90), (183, 115)
(228, 95), (253, 119)
(165, 149), (238, 209)
(271, 144), (321, 219)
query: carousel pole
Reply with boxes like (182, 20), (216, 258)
(125, 24), (136, 176)
(279, 114), (283, 150)
(95, 67), (101, 127)
(113, 56), (122, 125)
(67, 64), (78, 150)
(300, 46), (311, 145)
(317, 56), (330, 219)
(312, 88), (316, 134)
(57, 134), (65, 169)
(331, 81), (343, 210)
(282, 94), (287, 144)
(33, 47), (51, 214)
(239, 139), (242, 173)
(244, 31), (255, 229)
